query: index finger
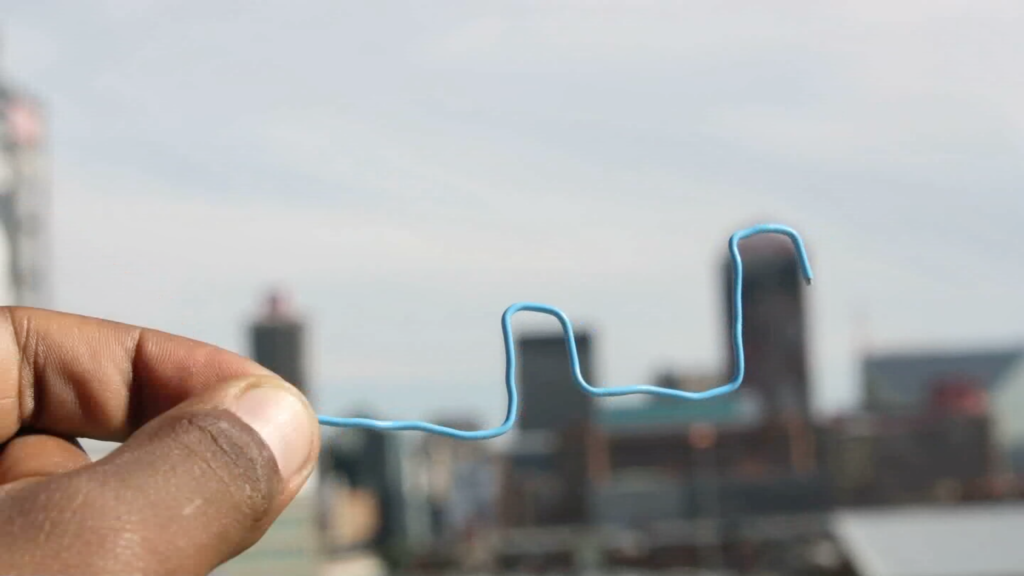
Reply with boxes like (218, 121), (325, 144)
(0, 307), (277, 443)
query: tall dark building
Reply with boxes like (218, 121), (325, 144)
(507, 331), (597, 527)
(516, 331), (595, 431)
(722, 233), (810, 420)
(249, 289), (308, 396)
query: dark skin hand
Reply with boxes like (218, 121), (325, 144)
(0, 307), (321, 576)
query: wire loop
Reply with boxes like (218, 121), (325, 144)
(317, 223), (813, 439)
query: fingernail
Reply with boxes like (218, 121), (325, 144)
(231, 382), (315, 479)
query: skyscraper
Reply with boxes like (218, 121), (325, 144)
(249, 289), (308, 396)
(0, 40), (50, 308)
(516, 331), (595, 431)
(507, 331), (597, 526)
(722, 232), (810, 420)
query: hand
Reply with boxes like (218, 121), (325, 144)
(0, 307), (321, 576)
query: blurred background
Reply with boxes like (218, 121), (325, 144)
(3, 2), (1024, 575)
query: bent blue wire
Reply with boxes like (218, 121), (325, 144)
(317, 223), (814, 439)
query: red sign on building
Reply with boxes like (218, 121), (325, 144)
(928, 376), (988, 416)
(5, 99), (41, 148)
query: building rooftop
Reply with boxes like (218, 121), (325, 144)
(595, 394), (754, 434)
(833, 503), (1024, 576)
(255, 287), (301, 322)
(863, 346), (1024, 411)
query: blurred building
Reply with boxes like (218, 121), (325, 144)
(501, 330), (598, 528)
(722, 233), (811, 421)
(495, 361), (830, 571)
(862, 347), (1024, 475)
(823, 412), (995, 506)
(401, 418), (501, 573)
(516, 331), (595, 432)
(413, 418), (498, 542)
(0, 44), (50, 308)
(648, 370), (731, 402)
(500, 425), (601, 529)
(249, 289), (309, 396)
(591, 390), (825, 524)
(318, 422), (434, 571)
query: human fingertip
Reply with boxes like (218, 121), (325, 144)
(229, 377), (317, 481)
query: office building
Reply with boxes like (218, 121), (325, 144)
(249, 289), (308, 396)
(318, 423), (432, 568)
(499, 424), (601, 528)
(502, 330), (598, 527)
(862, 347), (1024, 475)
(413, 418), (498, 542)
(0, 45), (50, 308)
(823, 411), (995, 506)
(516, 331), (595, 431)
(722, 232), (811, 420)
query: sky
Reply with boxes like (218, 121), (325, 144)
(3, 1), (1024, 433)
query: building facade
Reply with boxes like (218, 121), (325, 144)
(0, 56), (50, 308)
(249, 290), (309, 396)
(722, 233), (811, 421)
(862, 347), (1024, 476)
(515, 331), (596, 432)
(503, 330), (599, 528)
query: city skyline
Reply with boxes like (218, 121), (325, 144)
(4, 1), (1024, 424)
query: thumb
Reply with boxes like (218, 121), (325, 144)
(0, 375), (320, 576)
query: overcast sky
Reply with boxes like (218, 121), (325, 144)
(4, 1), (1024, 429)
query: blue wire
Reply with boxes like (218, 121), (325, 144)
(317, 223), (813, 439)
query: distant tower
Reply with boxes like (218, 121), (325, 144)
(0, 38), (50, 308)
(722, 232), (811, 420)
(249, 289), (308, 396)
(511, 331), (596, 526)
(516, 331), (595, 431)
